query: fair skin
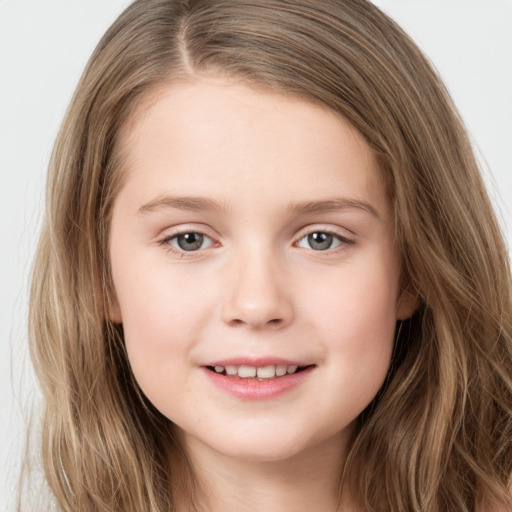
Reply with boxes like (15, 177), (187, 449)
(109, 77), (416, 511)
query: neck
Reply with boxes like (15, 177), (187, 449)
(171, 431), (354, 512)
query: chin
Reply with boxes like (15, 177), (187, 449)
(188, 422), (343, 464)
(214, 440), (308, 463)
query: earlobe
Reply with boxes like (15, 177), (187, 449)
(396, 286), (419, 320)
(96, 278), (123, 324)
(106, 290), (123, 324)
(108, 302), (123, 324)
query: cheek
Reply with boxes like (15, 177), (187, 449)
(119, 294), (197, 417)
(113, 257), (223, 397)
(305, 256), (399, 375)
(112, 263), (198, 389)
(115, 256), (208, 339)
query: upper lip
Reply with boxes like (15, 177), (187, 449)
(202, 357), (312, 367)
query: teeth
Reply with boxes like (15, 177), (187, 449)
(225, 365), (238, 376)
(211, 364), (304, 379)
(276, 365), (287, 376)
(257, 365), (276, 379)
(238, 365), (257, 378)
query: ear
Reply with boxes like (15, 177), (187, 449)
(396, 285), (419, 320)
(108, 296), (123, 324)
(104, 280), (123, 324)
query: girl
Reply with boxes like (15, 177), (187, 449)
(28, 0), (512, 510)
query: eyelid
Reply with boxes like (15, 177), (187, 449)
(296, 223), (355, 239)
(157, 225), (220, 256)
(294, 225), (355, 251)
(156, 223), (354, 256)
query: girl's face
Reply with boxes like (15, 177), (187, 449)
(109, 78), (414, 462)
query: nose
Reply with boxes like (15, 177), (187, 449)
(221, 249), (294, 330)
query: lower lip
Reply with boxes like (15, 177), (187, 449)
(202, 366), (314, 400)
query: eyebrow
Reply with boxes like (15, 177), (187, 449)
(287, 198), (380, 218)
(137, 194), (380, 218)
(137, 195), (228, 215)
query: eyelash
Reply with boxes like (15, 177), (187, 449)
(296, 229), (354, 253)
(158, 227), (354, 257)
(158, 229), (216, 256)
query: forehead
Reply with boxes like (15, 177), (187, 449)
(115, 77), (389, 218)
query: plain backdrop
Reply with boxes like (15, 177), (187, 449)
(1, 1), (511, 510)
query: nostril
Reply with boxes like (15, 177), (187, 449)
(221, 289), (294, 329)
(228, 317), (284, 329)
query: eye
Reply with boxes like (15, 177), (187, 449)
(297, 231), (350, 251)
(167, 232), (214, 252)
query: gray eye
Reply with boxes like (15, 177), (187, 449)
(307, 232), (333, 250)
(172, 232), (211, 251)
(298, 232), (344, 251)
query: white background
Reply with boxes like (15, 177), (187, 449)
(1, 1), (511, 510)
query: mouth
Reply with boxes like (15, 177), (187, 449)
(202, 360), (315, 399)
(205, 364), (313, 380)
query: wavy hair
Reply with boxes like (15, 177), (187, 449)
(28, 0), (512, 510)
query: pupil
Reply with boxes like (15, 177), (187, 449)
(177, 233), (203, 251)
(308, 232), (333, 250)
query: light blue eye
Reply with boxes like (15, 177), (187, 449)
(170, 232), (213, 251)
(298, 232), (344, 251)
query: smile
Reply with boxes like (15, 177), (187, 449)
(203, 361), (315, 400)
(207, 364), (307, 379)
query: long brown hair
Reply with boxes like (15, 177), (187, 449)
(28, 0), (512, 510)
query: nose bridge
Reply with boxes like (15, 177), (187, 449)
(221, 240), (293, 329)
